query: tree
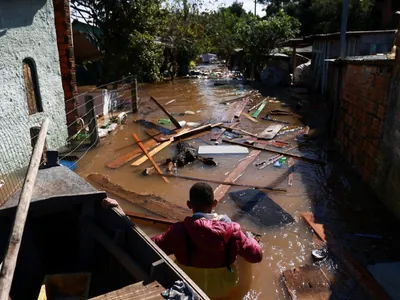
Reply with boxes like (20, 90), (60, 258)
(71, 0), (167, 82)
(235, 12), (300, 77)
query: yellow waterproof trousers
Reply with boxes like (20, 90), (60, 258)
(175, 262), (239, 299)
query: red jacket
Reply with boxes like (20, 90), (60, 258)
(152, 216), (263, 268)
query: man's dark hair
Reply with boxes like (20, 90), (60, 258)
(189, 182), (214, 207)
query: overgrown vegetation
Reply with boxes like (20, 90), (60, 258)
(71, 0), (397, 83)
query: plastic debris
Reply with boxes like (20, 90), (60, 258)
(159, 119), (172, 125)
(185, 110), (195, 115)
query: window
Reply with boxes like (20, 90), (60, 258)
(23, 58), (43, 115)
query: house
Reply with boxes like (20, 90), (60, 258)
(282, 29), (396, 92)
(0, 0), (69, 177)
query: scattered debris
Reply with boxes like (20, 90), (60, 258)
(144, 128), (170, 142)
(106, 139), (158, 169)
(258, 124), (284, 140)
(131, 138), (173, 167)
(150, 96), (182, 129)
(165, 99), (176, 105)
(185, 110), (195, 115)
(312, 247), (328, 260)
(158, 119), (171, 125)
(223, 139), (326, 165)
(241, 112), (258, 123)
(186, 122), (201, 128)
(262, 115), (290, 124)
(132, 133), (169, 183)
(0, 180), (4, 188)
(198, 145), (249, 155)
(136, 120), (175, 135)
(251, 101), (267, 118)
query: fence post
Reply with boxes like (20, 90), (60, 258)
(131, 76), (138, 113)
(0, 118), (49, 300)
(85, 95), (99, 147)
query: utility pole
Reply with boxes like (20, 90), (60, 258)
(340, 0), (349, 57)
(254, 0), (257, 15)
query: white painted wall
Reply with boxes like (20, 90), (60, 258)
(0, 0), (68, 175)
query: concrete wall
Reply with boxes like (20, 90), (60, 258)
(0, 0), (68, 175)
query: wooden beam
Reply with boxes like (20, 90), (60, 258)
(241, 112), (258, 123)
(251, 101), (267, 118)
(106, 139), (159, 169)
(0, 118), (49, 300)
(131, 139), (173, 166)
(214, 150), (261, 202)
(222, 139), (326, 165)
(86, 174), (190, 220)
(248, 98), (268, 112)
(150, 96), (181, 129)
(83, 220), (148, 280)
(132, 134), (169, 183)
(234, 98), (249, 118)
(152, 173), (286, 192)
(173, 124), (222, 141)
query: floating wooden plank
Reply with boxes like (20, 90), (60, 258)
(214, 150), (261, 202)
(258, 124), (284, 140)
(152, 173), (286, 192)
(220, 91), (255, 104)
(131, 139), (173, 166)
(283, 265), (331, 300)
(222, 139), (326, 165)
(234, 98), (249, 118)
(86, 174), (190, 220)
(198, 145), (249, 155)
(144, 128), (169, 142)
(89, 280), (164, 300)
(301, 212), (327, 242)
(150, 96), (181, 129)
(248, 98), (268, 112)
(251, 101), (267, 118)
(288, 158), (294, 186)
(241, 111), (258, 123)
(132, 134), (169, 183)
(173, 124), (221, 141)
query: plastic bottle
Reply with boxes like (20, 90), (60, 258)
(273, 157), (287, 168)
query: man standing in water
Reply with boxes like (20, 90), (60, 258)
(152, 182), (263, 299)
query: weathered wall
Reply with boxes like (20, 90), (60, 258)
(53, 0), (78, 136)
(336, 63), (392, 184)
(335, 60), (400, 218)
(0, 0), (68, 174)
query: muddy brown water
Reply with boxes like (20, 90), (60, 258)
(76, 77), (353, 299)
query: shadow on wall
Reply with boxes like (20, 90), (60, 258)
(0, 0), (47, 32)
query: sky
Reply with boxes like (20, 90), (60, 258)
(204, 0), (266, 17)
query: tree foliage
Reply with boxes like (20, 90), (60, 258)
(235, 12), (300, 73)
(71, 0), (166, 82)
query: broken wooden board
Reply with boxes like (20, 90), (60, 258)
(241, 112), (258, 123)
(173, 124), (212, 141)
(234, 98), (249, 118)
(247, 138), (289, 148)
(251, 101), (267, 118)
(258, 124), (284, 140)
(214, 150), (261, 202)
(229, 189), (294, 227)
(86, 173), (190, 220)
(282, 265), (331, 300)
(301, 212), (327, 242)
(106, 139), (159, 169)
(220, 91), (256, 104)
(198, 145), (249, 155)
(131, 139), (173, 166)
(144, 128), (169, 142)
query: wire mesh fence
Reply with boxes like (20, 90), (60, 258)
(0, 75), (141, 205)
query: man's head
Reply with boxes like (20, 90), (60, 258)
(187, 182), (217, 213)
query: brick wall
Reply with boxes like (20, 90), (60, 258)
(336, 63), (392, 186)
(52, 0), (77, 136)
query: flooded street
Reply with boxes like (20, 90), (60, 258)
(76, 76), (397, 299)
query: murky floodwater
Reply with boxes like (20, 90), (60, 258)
(76, 74), (368, 299)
